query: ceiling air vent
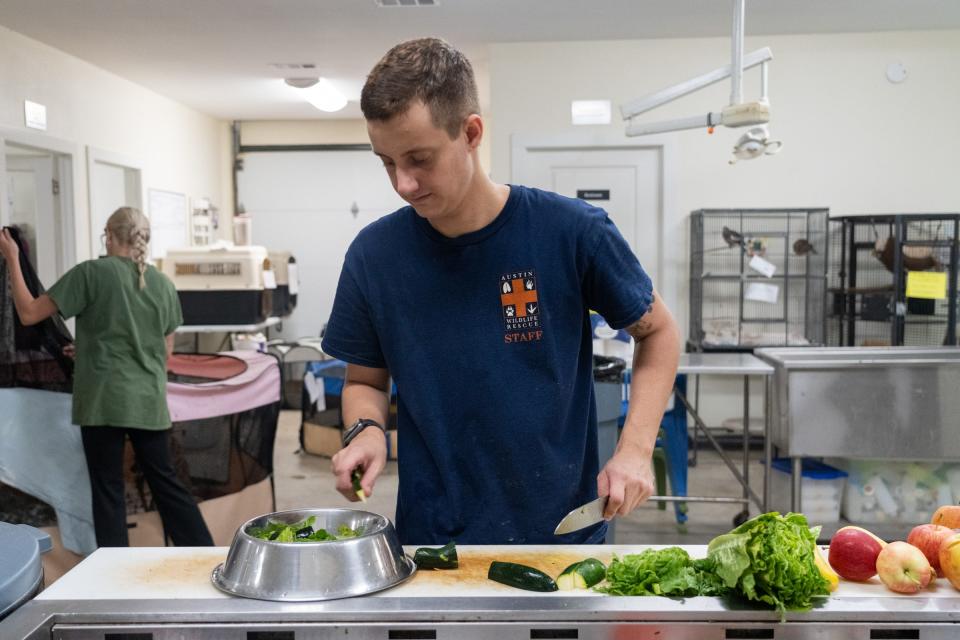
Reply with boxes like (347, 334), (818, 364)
(375, 0), (438, 7)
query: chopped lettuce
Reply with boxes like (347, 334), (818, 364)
(246, 516), (364, 543)
(706, 512), (829, 615)
(597, 547), (729, 597)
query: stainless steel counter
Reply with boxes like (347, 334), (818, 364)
(4, 546), (960, 639)
(755, 347), (960, 459)
(755, 346), (960, 511)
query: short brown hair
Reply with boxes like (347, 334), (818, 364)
(361, 38), (479, 138)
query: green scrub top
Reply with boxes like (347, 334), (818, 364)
(47, 256), (183, 429)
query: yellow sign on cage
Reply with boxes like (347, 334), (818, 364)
(906, 271), (948, 300)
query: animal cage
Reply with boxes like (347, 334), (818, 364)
(828, 214), (960, 347)
(689, 208), (829, 351)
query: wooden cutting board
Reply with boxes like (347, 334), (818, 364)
(398, 547), (610, 597)
(37, 545), (960, 601)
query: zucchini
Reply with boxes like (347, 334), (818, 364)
(413, 541), (459, 569)
(294, 526), (315, 539)
(556, 558), (606, 590)
(351, 469), (367, 502)
(488, 561), (558, 592)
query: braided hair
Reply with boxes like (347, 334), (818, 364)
(106, 207), (151, 290)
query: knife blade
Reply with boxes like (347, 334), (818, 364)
(553, 496), (608, 535)
(553, 495), (692, 535)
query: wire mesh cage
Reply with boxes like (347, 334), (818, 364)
(828, 214), (960, 347)
(689, 208), (829, 351)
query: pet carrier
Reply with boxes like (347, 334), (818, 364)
(828, 214), (959, 347)
(689, 208), (829, 351)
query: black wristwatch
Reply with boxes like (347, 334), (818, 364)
(342, 418), (386, 447)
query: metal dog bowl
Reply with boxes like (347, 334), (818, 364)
(211, 508), (415, 601)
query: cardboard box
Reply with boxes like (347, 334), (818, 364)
(302, 423), (343, 458)
(302, 408), (344, 458)
(301, 410), (398, 461)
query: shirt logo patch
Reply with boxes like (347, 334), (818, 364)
(500, 270), (543, 343)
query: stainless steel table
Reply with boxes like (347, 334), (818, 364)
(174, 317), (281, 351)
(5, 546), (960, 639)
(755, 347), (960, 512)
(674, 353), (775, 519)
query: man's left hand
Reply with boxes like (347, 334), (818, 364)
(597, 440), (656, 519)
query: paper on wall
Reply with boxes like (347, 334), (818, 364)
(745, 282), (780, 304)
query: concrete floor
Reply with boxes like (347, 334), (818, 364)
(273, 410), (769, 545)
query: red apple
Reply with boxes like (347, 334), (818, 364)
(907, 524), (954, 573)
(931, 505), (960, 529)
(939, 532), (960, 590)
(876, 541), (935, 593)
(828, 526), (888, 581)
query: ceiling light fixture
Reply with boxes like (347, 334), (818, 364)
(284, 77), (347, 113)
(621, 0), (781, 164)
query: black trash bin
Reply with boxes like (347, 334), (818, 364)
(593, 355), (626, 543)
(593, 355), (626, 465)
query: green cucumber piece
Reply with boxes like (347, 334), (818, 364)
(556, 558), (606, 590)
(413, 541), (459, 569)
(351, 469), (367, 502)
(488, 561), (558, 592)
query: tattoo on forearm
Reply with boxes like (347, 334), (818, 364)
(625, 297), (655, 341)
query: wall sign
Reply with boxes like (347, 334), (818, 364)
(577, 189), (610, 201)
(24, 101), (47, 131)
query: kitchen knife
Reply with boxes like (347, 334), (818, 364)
(553, 496), (608, 535)
(554, 495), (691, 535)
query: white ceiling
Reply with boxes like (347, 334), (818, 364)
(1, 0), (959, 121)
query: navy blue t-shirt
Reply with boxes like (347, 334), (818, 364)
(322, 185), (653, 545)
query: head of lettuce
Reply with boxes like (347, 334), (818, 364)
(707, 512), (830, 614)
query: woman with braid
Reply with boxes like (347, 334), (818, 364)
(0, 207), (213, 547)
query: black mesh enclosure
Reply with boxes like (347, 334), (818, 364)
(0, 485), (57, 528)
(688, 208), (829, 351)
(125, 369), (281, 515)
(827, 214), (960, 347)
(0, 226), (73, 392)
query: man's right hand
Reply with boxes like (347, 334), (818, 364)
(332, 426), (387, 501)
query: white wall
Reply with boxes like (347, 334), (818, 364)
(0, 24), (229, 263)
(489, 30), (960, 427)
(241, 120), (370, 146)
(489, 30), (960, 334)
(239, 113), (493, 176)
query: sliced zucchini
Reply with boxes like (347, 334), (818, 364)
(294, 525), (315, 539)
(351, 468), (367, 502)
(556, 558), (606, 590)
(413, 541), (459, 569)
(488, 561), (558, 592)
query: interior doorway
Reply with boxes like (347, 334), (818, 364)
(86, 147), (143, 258)
(511, 133), (675, 293)
(2, 141), (74, 286)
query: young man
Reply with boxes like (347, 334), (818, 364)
(322, 38), (680, 545)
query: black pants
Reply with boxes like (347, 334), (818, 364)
(80, 426), (214, 548)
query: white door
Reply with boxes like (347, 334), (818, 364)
(238, 149), (406, 340)
(512, 143), (663, 289)
(5, 152), (59, 286)
(88, 156), (142, 258)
